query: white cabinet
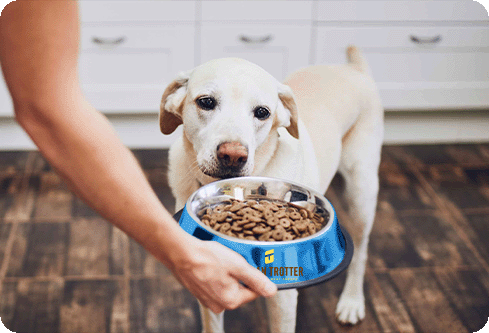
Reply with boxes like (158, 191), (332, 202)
(0, 0), (488, 148)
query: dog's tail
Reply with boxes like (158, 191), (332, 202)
(346, 45), (370, 74)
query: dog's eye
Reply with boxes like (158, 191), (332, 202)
(196, 97), (216, 110)
(253, 107), (270, 120)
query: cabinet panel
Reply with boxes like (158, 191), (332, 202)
(201, 24), (311, 81)
(79, 25), (195, 112)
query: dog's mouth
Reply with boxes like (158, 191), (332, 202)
(199, 164), (250, 180)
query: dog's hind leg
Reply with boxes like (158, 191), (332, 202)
(335, 114), (383, 325)
(265, 289), (299, 333)
(199, 301), (225, 333)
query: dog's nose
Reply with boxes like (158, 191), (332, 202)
(217, 142), (248, 169)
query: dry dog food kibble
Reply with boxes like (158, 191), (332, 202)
(197, 199), (328, 241)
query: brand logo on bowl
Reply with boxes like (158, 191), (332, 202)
(264, 249), (274, 264)
(258, 249), (304, 282)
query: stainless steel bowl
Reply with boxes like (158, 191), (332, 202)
(175, 176), (353, 289)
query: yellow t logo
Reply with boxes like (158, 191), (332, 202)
(265, 249), (274, 264)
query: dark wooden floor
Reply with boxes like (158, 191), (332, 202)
(0, 144), (488, 333)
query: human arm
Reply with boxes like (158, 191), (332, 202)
(0, 1), (276, 313)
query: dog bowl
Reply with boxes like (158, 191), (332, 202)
(174, 177), (353, 289)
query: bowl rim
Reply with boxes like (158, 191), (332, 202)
(184, 176), (337, 245)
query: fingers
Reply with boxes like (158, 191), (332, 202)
(230, 259), (277, 298)
(191, 279), (259, 313)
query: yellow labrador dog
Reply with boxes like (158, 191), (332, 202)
(160, 46), (383, 331)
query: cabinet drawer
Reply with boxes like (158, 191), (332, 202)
(315, 26), (489, 110)
(201, 24), (311, 81)
(316, 1), (489, 22)
(316, 27), (489, 83)
(79, 26), (195, 112)
(79, 1), (195, 23)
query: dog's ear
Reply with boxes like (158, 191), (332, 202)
(276, 83), (299, 139)
(159, 71), (190, 134)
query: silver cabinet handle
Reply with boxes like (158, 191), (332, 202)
(239, 34), (273, 44)
(92, 36), (126, 45)
(410, 35), (442, 44)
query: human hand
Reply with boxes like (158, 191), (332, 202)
(169, 238), (277, 313)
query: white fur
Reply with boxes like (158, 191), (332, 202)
(161, 46), (383, 331)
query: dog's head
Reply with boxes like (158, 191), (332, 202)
(160, 58), (298, 179)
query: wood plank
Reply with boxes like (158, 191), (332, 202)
(368, 201), (424, 269)
(110, 226), (128, 276)
(6, 223), (31, 277)
(66, 218), (110, 276)
(8, 223), (68, 277)
(367, 272), (416, 332)
(382, 146), (425, 169)
(397, 213), (479, 268)
(0, 223), (12, 268)
(445, 145), (489, 167)
(379, 163), (436, 211)
(462, 212), (489, 268)
(0, 175), (15, 219)
(110, 280), (129, 333)
(404, 145), (457, 165)
(389, 269), (468, 332)
(477, 144), (489, 163)
(34, 172), (73, 222)
(0, 281), (18, 330)
(4, 186), (36, 223)
(425, 166), (489, 210)
(60, 280), (118, 333)
(130, 277), (198, 333)
(0, 151), (29, 174)
(8, 278), (64, 333)
(434, 268), (489, 332)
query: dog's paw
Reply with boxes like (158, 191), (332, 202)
(335, 294), (365, 325)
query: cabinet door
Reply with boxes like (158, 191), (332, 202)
(79, 25), (195, 113)
(200, 24), (311, 81)
(315, 26), (489, 110)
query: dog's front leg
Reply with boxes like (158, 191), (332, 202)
(199, 301), (225, 333)
(336, 159), (380, 325)
(265, 289), (298, 333)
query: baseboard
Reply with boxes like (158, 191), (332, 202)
(383, 110), (489, 144)
(1, 110), (488, 150)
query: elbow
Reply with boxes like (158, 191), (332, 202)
(13, 100), (56, 134)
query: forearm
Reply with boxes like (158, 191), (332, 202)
(16, 94), (190, 268)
